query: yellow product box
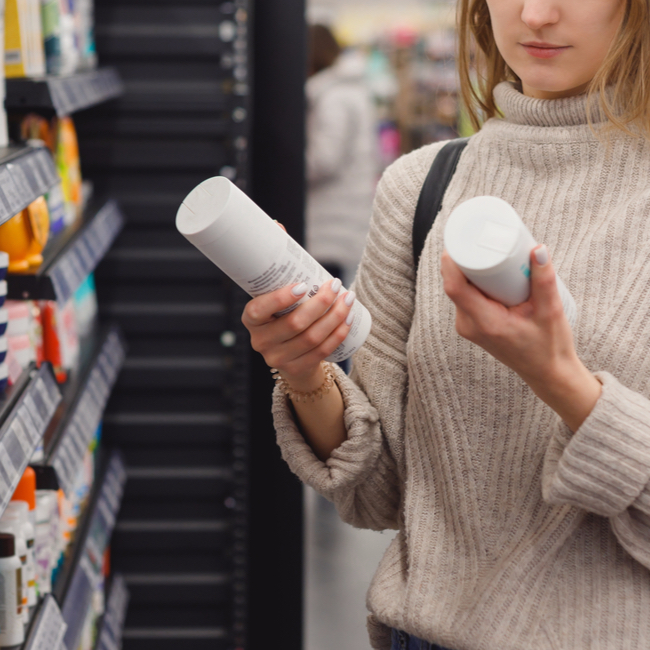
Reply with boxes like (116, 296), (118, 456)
(4, 0), (28, 77)
(5, 0), (45, 77)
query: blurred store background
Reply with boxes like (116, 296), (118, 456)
(309, 0), (467, 172)
(303, 2), (466, 649)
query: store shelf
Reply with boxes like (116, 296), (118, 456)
(37, 327), (126, 497)
(57, 451), (127, 650)
(95, 574), (129, 650)
(0, 363), (61, 517)
(8, 199), (125, 304)
(6, 68), (124, 117)
(0, 145), (58, 227)
(23, 594), (68, 650)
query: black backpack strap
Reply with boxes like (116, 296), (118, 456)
(412, 137), (470, 272)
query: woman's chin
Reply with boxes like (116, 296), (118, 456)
(518, 74), (590, 100)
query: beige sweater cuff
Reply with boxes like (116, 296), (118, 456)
(543, 372), (650, 517)
(272, 363), (383, 499)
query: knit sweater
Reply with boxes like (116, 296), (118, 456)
(272, 82), (650, 650)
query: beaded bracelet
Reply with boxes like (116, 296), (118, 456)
(271, 362), (336, 403)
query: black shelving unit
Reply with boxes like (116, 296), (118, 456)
(0, 145), (58, 226)
(7, 199), (125, 303)
(6, 68), (124, 117)
(73, 1), (307, 648)
(2, 61), (129, 649)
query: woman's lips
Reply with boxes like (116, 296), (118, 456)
(521, 43), (570, 59)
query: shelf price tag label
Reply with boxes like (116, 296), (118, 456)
(0, 445), (15, 485)
(9, 419), (31, 455)
(7, 163), (33, 200)
(3, 425), (26, 470)
(22, 394), (44, 432)
(47, 79), (69, 116)
(0, 167), (22, 215)
(97, 574), (129, 650)
(34, 149), (58, 188)
(16, 405), (38, 445)
(17, 156), (41, 195)
(25, 595), (67, 650)
(34, 377), (55, 415)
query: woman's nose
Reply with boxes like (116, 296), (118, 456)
(520, 0), (561, 31)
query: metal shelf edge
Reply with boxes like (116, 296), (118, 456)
(6, 68), (125, 118)
(41, 326), (127, 496)
(0, 363), (61, 519)
(94, 574), (130, 650)
(57, 451), (127, 650)
(22, 594), (67, 650)
(0, 145), (58, 228)
(7, 199), (126, 305)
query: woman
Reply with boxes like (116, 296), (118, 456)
(243, 1), (650, 648)
(306, 24), (377, 287)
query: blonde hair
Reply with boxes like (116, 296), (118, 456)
(457, 0), (650, 136)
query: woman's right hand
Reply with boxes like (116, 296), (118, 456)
(241, 278), (355, 389)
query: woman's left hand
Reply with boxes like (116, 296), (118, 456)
(441, 245), (602, 432)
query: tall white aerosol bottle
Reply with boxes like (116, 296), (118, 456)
(444, 196), (577, 328)
(0, 533), (24, 647)
(176, 177), (372, 363)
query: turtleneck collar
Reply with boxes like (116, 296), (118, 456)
(493, 81), (606, 128)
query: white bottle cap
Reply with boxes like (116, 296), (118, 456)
(176, 177), (240, 246)
(445, 196), (534, 277)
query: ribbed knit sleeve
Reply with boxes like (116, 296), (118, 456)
(543, 373), (650, 568)
(273, 142), (445, 531)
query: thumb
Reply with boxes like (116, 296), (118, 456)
(530, 245), (563, 320)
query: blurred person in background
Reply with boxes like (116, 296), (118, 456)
(306, 24), (377, 289)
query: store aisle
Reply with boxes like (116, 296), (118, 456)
(304, 487), (397, 650)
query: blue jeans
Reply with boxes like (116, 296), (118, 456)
(391, 628), (454, 650)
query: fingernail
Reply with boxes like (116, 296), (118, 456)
(346, 311), (354, 326)
(534, 245), (549, 267)
(291, 282), (307, 296)
(344, 291), (356, 307)
(331, 278), (342, 294)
